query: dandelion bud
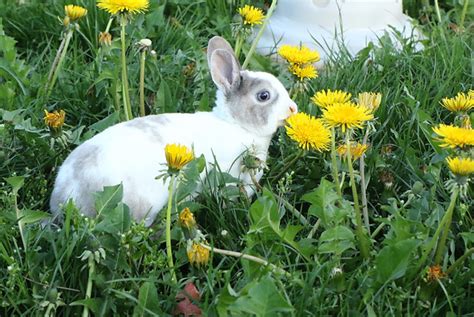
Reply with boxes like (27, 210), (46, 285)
(426, 265), (446, 282)
(187, 242), (210, 267)
(179, 208), (196, 229)
(99, 32), (112, 46)
(358, 92), (382, 113)
(63, 16), (70, 27)
(337, 143), (368, 159)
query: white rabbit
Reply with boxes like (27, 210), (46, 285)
(50, 36), (297, 226)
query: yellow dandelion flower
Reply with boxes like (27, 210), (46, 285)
(469, 89), (473, 100)
(285, 112), (331, 151)
(44, 110), (66, 129)
(446, 157), (474, 176)
(164, 144), (194, 172)
(432, 124), (474, 149)
(337, 143), (369, 159)
(322, 102), (374, 132)
(278, 44), (320, 65)
(97, 0), (149, 15)
(289, 64), (318, 81)
(238, 5), (265, 26)
(64, 5), (87, 22)
(187, 242), (210, 267)
(179, 208), (196, 229)
(441, 92), (474, 112)
(358, 92), (382, 113)
(311, 89), (352, 109)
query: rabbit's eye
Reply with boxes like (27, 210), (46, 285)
(257, 90), (271, 102)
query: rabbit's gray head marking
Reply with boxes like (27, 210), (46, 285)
(208, 36), (297, 137)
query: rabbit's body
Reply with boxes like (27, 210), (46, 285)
(50, 37), (297, 226)
(51, 111), (270, 225)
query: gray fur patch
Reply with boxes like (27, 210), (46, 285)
(227, 72), (279, 129)
(125, 116), (168, 142)
(72, 144), (99, 180)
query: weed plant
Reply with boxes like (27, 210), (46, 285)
(0, 0), (473, 316)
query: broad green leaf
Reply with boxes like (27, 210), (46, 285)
(68, 126), (86, 145)
(216, 283), (239, 317)
(133, 281), (162, 317)
(94, 184), (124, 218)
(302, 179), (339, 226)
(384, 212), (427, 244)
(281, 225), (303, 242)
(460, 232), (474, 246)
(228, 275), (294, 316)
(70, 298), (104, 314)
(88, 112), (120, 133)
(248, 189), (310, 259)
(19, 210), (50, 224)
(204, 167), (240, 191)
(176, 155), (206, 202)
(375, 239), (420, 283)
(319, 226), (354, 242)
(5, 175), (24, 194)
(319, 240), (355, 254)
(95, 203), (131, 234)
(248, 188), (280, 237)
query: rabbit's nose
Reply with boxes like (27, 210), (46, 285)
(289, 104), (297, 114)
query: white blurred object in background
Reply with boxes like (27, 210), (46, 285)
(257, 0), (424, 64)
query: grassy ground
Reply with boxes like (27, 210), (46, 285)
(0, 0), (473, 316)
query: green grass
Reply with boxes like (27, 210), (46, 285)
(1, 0), (473, 316)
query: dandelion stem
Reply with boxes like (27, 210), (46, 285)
(276, 195), (308, 225)
(199, 243), (289, 277)
(120, 15), (132, 121)
(415, 188), (459, 273)
(242, 0), (277, 69)
(166, 174), (177, 283)
(272, 150), (302, 181)
(105, 17), (114, 33)
(45, 29), (74, 102)
(139, 50), (147, 117)
(434, 0), (442, 24)
(331, 128), (342, 198)
(434, 188), (459, 265)
(234, 36), (244, 59)
(307, 218), (321, 239)
(345, 130), (370, 259)
(360, 128), (370, 234)
(460, 0), (469, 26)
(82, 255), (95, 317)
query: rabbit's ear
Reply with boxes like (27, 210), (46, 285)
(207, 36), (235, 65)
(209, 49), (241, 94)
